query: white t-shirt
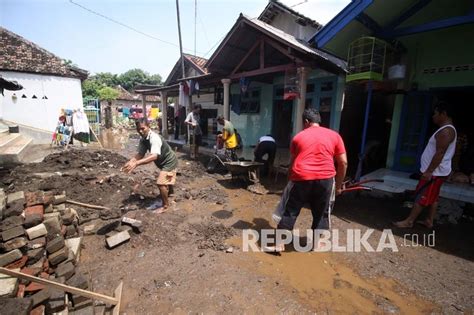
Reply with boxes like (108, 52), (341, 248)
(259, 136), (275, 143)
(186, 112), (202, 135)
(420, 125), (457, 176)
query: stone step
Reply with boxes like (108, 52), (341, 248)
(0, 135), (33, 164)
(0, 133), (21, 148)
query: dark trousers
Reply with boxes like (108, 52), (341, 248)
(277, 178), (334, 230)
(174, 117), (180, 140)
(254, 141), (277, 176)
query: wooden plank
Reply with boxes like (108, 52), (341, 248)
(112, 281), (123, 315)
(230, 63), (296, 79)
(264, 38), (303, 63)
(259, 40), (265, 70)
(0, 267), (118, 305)
(230, 39), (262, 76)
(66, 200), (111, 211)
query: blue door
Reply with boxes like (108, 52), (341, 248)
(305, 77), (337, 128)
(393, 93), (432, 172)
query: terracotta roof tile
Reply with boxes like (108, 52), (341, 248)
(183, 54), (208, 74)
(0, 27), (88, 79)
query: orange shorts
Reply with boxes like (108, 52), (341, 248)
(414, 177), (444, 206)
(157, 170), (177, 186)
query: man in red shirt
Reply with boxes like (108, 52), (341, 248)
(271, 108), (347, 251)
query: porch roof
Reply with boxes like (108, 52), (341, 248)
(205, 14), (347, 76)
(310, 0), (474, 59)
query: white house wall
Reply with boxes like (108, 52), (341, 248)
(0, 71), (83, 132)
(192, 93), (222, 115)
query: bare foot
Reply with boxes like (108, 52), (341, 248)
(416, 220), (433, 229)
(152, 207), (168, 214)
(393, 220), (413, 228)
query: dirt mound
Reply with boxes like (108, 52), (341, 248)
(1, 149), (158, 222)
(190, 221), (235, 251)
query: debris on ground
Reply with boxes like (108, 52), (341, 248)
(190, 221), (235, 251)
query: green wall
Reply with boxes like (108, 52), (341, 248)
(402, 24), (474, 89)
(230, 82), (273, 147)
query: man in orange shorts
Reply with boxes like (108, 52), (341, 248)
(394, 102), (456, 228)
(123, 118), (178, 213)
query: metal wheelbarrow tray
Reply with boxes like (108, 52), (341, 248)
(224, 161), (264, 182)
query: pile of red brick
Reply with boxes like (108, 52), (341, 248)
(0, 190), (93, 315)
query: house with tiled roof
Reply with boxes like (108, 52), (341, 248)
(106, 85), (160, 109)
(0, 26), (88, 136)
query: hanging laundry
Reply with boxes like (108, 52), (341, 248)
(231, 94), (241, 115)
(194, 81), (200, 97)
(72, 108), (90, 143)
(240, 77), (251, 94)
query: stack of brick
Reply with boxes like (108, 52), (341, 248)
(0, 189), (92, 314)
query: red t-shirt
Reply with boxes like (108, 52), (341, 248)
(290, 126), (346, 181)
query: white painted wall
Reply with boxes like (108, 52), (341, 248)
(0, 71), (83, 132)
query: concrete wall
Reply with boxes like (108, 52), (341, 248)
(0, 71), (83, 132)
(227, 68), (344, 147)
(403, 24), (474, 90)
(230, 82), (273, 147)
(268, 11), (320, 42)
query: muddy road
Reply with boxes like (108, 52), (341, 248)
(1, 143), (473, 314)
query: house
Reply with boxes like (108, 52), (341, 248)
(135, 53), (222, 141)
(107, 85), (160, 110)
(0, 26), (88, 138)
(201, 12), (346, 148)
(310, 0), (474, 203)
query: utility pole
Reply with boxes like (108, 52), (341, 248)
(176, 0), (185, 79)
(194, 0), (197, 56)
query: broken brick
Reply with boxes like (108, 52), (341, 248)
(5, 255), (28, 270)
(25, 191), (44, 207)
(45, 236), (65, 254)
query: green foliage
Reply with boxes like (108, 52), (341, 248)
(81, 69), (162, 99)
(82, 79), (102, 99)
(118, 69), (162, 91)
(98, 86), (120, 102)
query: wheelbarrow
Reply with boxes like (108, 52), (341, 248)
(224, 161), (264, 183)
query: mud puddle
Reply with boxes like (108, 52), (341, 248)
(224, 187), (438, 314)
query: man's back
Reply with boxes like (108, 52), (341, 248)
(290, 126), (345, 181)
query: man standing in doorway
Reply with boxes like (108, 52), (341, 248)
(394, 102), (457, 228)
(122, 118), (178, 214)
(271, 108), (347, 252)
(217, 116), (238, 161)
(185, 104), (202, 159)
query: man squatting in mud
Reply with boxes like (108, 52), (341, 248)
(122, 118), (178, 213)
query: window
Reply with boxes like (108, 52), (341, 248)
(275, 87), (284, 98)
(240, 87), (261, 114)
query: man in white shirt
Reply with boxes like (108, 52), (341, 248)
(254, 134), (277, 177)
(394, 102), (457, 228)
(185, 104), (202, 159)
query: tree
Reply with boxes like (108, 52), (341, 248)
(148, 73), (162, 85)
(98, 87), (120, 129)
(98, 86), (120, 103)
(82, 79), (102, 99)
(93, 72), (119, 87)
(118, 69), (149, 91)
(63, 59), (77, 67)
